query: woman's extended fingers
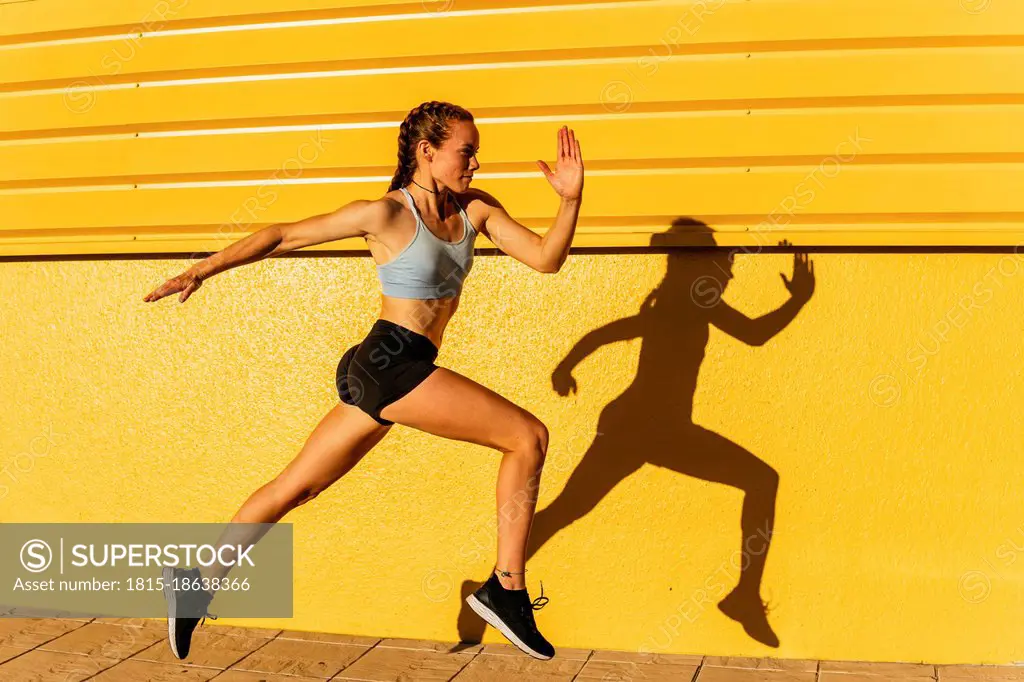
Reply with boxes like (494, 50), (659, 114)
(144, 279), (178, 303)
(556, 125), (584, 165)
(143, 272), (201, 303)
(143, 282), (171, 302)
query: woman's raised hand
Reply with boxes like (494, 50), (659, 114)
(536, 125), (584, 201)
(143, 270), (204, 303)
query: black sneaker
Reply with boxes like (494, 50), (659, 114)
(162, 566), (218, 659)
(465, 572), (554, 660)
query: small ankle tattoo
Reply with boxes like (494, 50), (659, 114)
(494, 568), (528, 591)
(495, 568), (527, 578)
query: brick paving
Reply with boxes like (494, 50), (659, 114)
(0, 618), (1021, 681)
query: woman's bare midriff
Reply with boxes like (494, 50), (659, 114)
(368, 192), (473, 351)
(378, 293), (461, 351)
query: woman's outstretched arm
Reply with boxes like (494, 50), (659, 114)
(143, 199), (386, 303)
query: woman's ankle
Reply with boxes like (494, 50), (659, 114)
(494, 569), (526, 591)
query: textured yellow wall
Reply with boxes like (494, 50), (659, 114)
(4, 250), (1024, 662)
(2, 0), (1024, 664)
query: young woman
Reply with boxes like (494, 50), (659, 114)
(144, 101), (584, 661)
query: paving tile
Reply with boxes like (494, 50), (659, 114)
(93, 617), (279, 639)
(821, 661), (936, 676)
(38, 622), (164, 658)
(591, 649), (703, 665)
(938, 665), (1024, 681)
(231, 638), (368, 678)
(705, 657), (818, 673)
(450, 653), (586, 681)
(0, 609), (90, 618)
(378, 638), (484, 654)
(333, 646), (475, 681)
(480, 642), (592, 660)
(697, 667), (818, 682)
(132, 628), (275, 668)
(280, 629), (381, 646)
(0, 618), (85, 648)
(0, 649), (120, 681)
(90, 659), (221, 681)
(23, 616), (1024, 682)
(93, 617), (170, 631)
(821, 674), (935, 682)
(216, 671), (329, 682)
(576, 659), (700, 680)
(204, 625), (283, 639)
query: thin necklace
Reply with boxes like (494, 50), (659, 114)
(410, 179), (453, 220)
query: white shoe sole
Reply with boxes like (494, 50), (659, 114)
(465, 593), (552, 660)
(162, 566), (183, 659)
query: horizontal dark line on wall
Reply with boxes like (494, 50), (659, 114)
(4, 95), (1024, 142)
(4, 36), (1023, 93)
(6, 244), (1024, 264)
(558, 244), (1024, 255)
(3, 213), (1024, 237)
(3, 154), (1024, 190)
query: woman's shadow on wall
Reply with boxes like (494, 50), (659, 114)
(453, 218), (816, 650)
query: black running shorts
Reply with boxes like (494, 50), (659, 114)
(336, 319), (440, 426)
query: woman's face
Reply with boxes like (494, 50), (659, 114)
(424, 119), (480, 193)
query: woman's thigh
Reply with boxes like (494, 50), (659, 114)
(274, 401), (392, 497)
(378, 367), (544, 453)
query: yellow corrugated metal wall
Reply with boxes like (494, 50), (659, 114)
(2, 0), (1024, 663)
(2, 0), (1023, 252)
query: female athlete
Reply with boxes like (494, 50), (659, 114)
(144, 101), (584, 661)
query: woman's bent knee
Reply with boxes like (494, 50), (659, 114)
(534, 420), (550, 456)
(502, 416), (549, 461)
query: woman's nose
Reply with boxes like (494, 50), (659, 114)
(469, 156), (480, 170)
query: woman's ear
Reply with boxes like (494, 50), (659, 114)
(417, 139), (434, 162)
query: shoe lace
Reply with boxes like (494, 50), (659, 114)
(518, 581), (549, 633)
(530, 581), (549, 611)
(186, 580), (218, 628)
(169, 567), (219, 628)
(197, 589), (218, 628)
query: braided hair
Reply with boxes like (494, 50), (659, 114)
(388, 101), (474, 192)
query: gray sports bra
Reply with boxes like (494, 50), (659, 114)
(376, 187), (476, 300)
